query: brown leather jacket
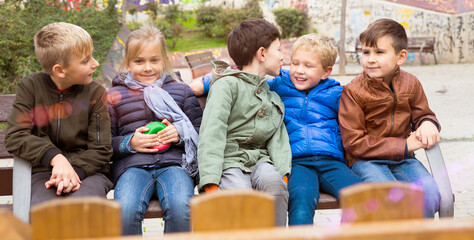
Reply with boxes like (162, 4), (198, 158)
(339, 68), (440, 166)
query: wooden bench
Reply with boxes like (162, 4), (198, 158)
(0, 77), (454, 223)
(0, 94), (163, 222)
(103, 218), (474, 240)
(185, 51), (216, 80)
(352, 37), (437, 65)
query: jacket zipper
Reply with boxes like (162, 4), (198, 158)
(56, 92), (64, 145)
(96, 113), (100, 144)
(303, 94), (310, 154)
(388, 87), (397, 136)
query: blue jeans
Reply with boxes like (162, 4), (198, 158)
(288, 156), (362, 225)
(114, 166), (194, 235)
(351, 158), (441, 218)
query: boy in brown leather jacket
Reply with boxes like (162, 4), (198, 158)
(338, 18), (441, 218)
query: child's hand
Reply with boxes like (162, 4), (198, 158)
(407, 133), (423, 152)
(130, 127), (161, 153)
(415, 121), (440, 149)
(46, 179), (81, 195)
(189, 79), (205, 97)
(158, 119), (180, 144)
(45, 154), (82, 195)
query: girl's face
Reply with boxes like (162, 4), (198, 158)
(126, 44), (164, 84)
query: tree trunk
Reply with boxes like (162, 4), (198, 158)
(339, 0), (347, 75)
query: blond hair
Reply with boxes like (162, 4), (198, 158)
(124, 24), (178, 81)
(34, 22), (93, 74)
(291, 33), (338, 69)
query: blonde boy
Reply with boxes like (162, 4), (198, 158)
(5, 22), (113, 206)
(267, 34), (361, 225)
(338, 18), (441, 217)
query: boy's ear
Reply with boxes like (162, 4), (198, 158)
(322, 66), (333, 79)
(52, 64), (66, 78)
(256, 47), (266, 62)
(397, 49), (408, 66)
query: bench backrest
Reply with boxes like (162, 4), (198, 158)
(31, 197), (121, 239)
(340, 182), (424, 223)
(185, 51), (216, 80)
(0, 95), (15, 197)
(0, 94), (15, 159)
(190, 190), (275, 232)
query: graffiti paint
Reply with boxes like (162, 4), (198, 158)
(305, 0), (473, 64)
(385, 0), (474, 14)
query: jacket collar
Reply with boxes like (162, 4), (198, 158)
(363, 67), (401, 88)
(210, 60), (266, 87)
(44, 73), (80, 93)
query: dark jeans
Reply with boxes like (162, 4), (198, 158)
(31, 171), (113, 207)
(288, 156), (362, 225)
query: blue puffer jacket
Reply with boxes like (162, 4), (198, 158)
(108, 72), (202, 183)
(267, 69), (344, 162)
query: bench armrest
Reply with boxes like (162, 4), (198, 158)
(425, 143), (454, 217)
(13, 156), (31, 222)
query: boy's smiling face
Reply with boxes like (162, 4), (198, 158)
(290, 49), (332, 91)
(361, 35), (407, 83)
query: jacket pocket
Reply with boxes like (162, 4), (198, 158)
(270, 99), (284, 128)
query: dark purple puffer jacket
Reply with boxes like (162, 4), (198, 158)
(107, 72), (202, 184)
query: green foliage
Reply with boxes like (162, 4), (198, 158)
(196, 5), (222, 37)
(0, 0), (120, 94)
(150, 4), (185, 50)
(273, 7), (309, 38)
(196, 1), (263, 38)
(168, 30), (227, 53)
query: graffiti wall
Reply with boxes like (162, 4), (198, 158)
(384, 0), (474, 14)
(261, 0), (474, 64)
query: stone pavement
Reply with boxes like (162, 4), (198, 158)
(1, 63), (473, 236)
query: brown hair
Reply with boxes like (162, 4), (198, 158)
(291, 33), (338, 69)
(34, 22), (93, 74)
(123, 24), (178, 81)
(359, 18), (407, 53)
(227, 18), (281, 69)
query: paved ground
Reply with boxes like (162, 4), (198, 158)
(1, 63), (473, 236)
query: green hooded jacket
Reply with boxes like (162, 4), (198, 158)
(197, 60), (291, 189)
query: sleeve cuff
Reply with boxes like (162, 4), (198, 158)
(202, 75), (211, 95)
(419, 118), (439, 130)
(72, 166), (87, 180)
(120, 134), (137, 154)
(174, 138), (185, 147)
(40, 147), (62, 168)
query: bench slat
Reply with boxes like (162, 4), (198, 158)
(185, 52), (216, 79)
(0, 167), (13, 196)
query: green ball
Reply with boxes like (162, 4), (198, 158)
(144, 122), (167, 134)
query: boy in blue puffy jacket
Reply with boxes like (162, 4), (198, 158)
(193, 33), (361, 225)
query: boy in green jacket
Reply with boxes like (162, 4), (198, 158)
(5, 22), (113, 206)
(197, 18), (291, 226)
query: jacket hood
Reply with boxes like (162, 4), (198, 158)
(210, 60), (266, 87)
